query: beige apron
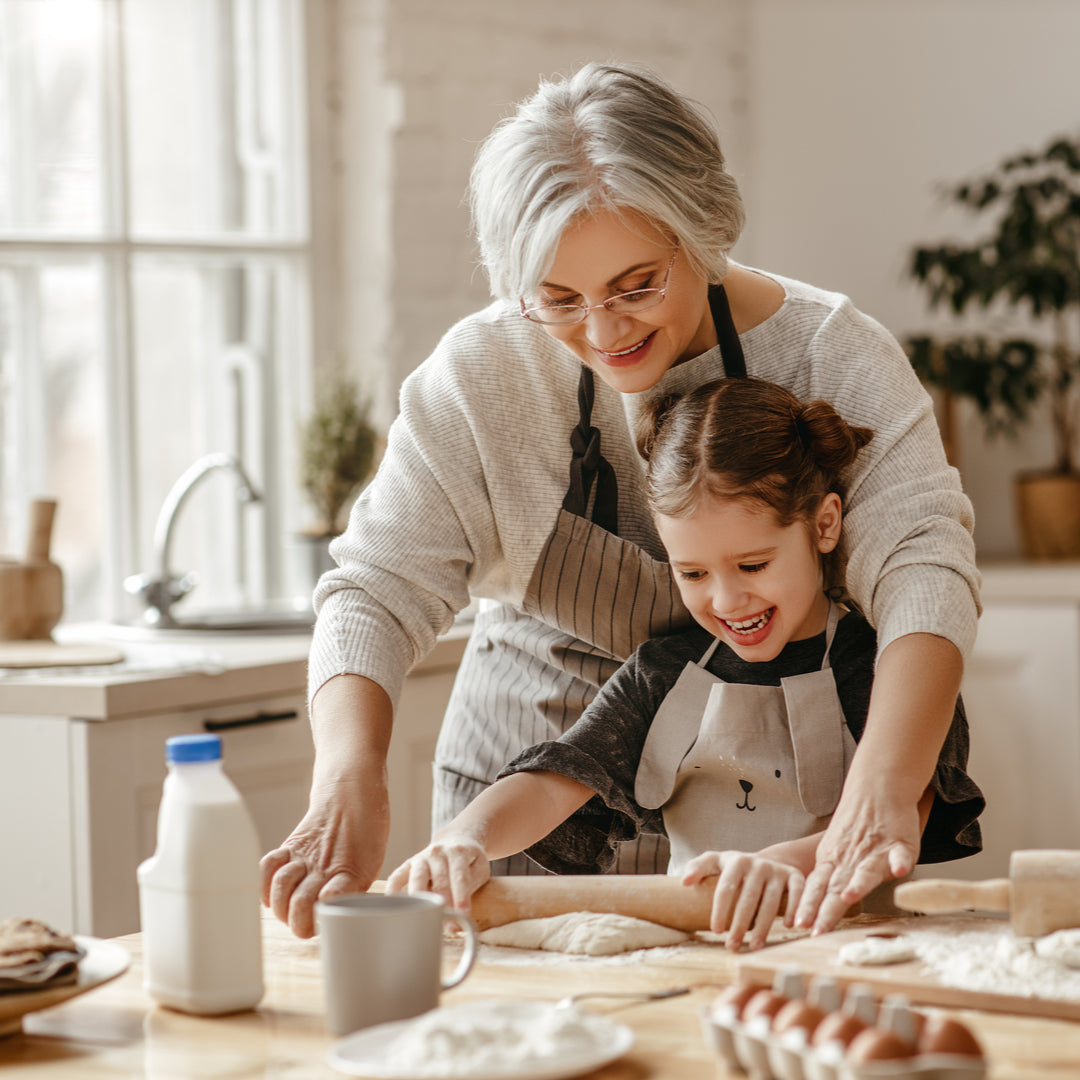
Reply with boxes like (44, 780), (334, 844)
(634, 602), (856, 875)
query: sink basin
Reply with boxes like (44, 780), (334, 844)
(110, 606), (315, 639)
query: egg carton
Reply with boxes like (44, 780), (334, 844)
(699, 966), (987, 1080)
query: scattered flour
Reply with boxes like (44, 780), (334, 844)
(907, 927), (1080, 1001)
(374, 999), (624, 1077)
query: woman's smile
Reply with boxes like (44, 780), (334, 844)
(538, 210), (716, 393)
(590, 330), (657, 366)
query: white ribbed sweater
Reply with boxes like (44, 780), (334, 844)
(311, 268), (980, 709)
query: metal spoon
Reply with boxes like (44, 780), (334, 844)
(555, 986), (692, 1010)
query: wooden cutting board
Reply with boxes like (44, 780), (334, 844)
(0, 641), (125, 668)
(737, 913), (1080, 1021)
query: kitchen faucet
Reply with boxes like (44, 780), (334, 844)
(125, 452), (262, 627)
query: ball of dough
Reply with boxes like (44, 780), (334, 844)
(1034, 928), (1080, 969)
(837, 934), (917, 967)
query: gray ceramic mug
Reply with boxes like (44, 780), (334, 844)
(316, 892), (479, 1036)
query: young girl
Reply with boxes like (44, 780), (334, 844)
(387, 378), (984, 950)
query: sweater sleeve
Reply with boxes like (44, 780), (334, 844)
(308, 325), (504, 707)
(794, 297), (981, 659)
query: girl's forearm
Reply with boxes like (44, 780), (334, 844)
(432, 770), (595, 861)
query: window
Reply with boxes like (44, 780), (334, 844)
(0, 0), (313, 625)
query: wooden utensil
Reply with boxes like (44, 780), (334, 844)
(0, 499), (64, 642)
(467, 874), (715, 932)
(893, 849), (1080, 937)
(23, 499), (63, 640)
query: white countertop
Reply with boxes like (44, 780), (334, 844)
(0, 620), (471, 721)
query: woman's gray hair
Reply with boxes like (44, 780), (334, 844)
(469, 61), (746, 301)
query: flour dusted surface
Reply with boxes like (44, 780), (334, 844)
(905, 928), (1080, 1001)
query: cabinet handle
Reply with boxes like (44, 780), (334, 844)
(203, 709), (299, 732)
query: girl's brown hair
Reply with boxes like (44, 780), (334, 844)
(637, 377), (873, 577)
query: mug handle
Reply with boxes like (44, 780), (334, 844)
(441, 908), (479, 990)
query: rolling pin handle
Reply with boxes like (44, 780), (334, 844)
(893, 877), (1011, 916)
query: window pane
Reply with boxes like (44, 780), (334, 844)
(0, 0), (105, 233)
(129, 254), (306, 620)
(0, 260), (106, 622)
(125, 0), (303, 239)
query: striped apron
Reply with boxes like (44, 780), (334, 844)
(432, 285), (747, 875)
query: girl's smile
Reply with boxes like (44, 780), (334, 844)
(656, 494), (842, 662)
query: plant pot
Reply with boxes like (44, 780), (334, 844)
(1015, 471), (1080, 559)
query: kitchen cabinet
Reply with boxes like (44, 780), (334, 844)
(0, 626), (469, 938)
(934, 563), (1080, 880)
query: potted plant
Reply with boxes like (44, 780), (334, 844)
(298, 377), (380, 575)
(905, 132), (1080, 558)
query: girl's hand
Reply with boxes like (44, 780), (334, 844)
(385, 836), (491, 912)
(683, 850), (806, 951)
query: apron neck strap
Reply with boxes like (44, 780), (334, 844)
(562, 365), (619, 533)
(708, 283), (747, 378)
(820, 599), (839, 669)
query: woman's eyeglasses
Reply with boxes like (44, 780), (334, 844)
(520, 246), (678, 326)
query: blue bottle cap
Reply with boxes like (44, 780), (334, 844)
(166, 734), (222, 763)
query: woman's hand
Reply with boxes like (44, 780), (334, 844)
(793, 781), (920, 935)
(260, 762), (390, 939)
(794, 633), (962, 936)
(261, 674), (395, 939)
(386, 835), (491, 912)
(683, 850), (806, 951)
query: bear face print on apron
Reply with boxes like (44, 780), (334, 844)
(433, 285), (747, 875)
(634, 602), (857, 876)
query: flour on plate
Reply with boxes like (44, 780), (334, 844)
(377, 999), (621, 1077)
(477, 911), (691, 955)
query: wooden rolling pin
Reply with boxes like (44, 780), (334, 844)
(466, 875), (715, 932)
(894, 849), (1080, 937)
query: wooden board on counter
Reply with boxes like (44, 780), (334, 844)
(0, 641), (124, 668)
(737, 914), (1080, 1022)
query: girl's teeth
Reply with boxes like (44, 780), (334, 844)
(726, 610), (772, 634)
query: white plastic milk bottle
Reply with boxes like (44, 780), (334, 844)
(137, 733), (264, 1014)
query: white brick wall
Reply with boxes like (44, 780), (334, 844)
(332, 0), (750, 424)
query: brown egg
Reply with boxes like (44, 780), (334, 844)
(846, 1027), (916, 1063)
(740, 989), (790, 1027)
(711, 981), (765, 1020)
(917, 1015), (985, 1058)
(810, 1010), (868, 1049)
(772, 999), (827, 1038)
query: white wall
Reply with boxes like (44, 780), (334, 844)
(331, 0), (1080, 558)
(743, 0), (1080, 556)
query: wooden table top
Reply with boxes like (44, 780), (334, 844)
(1, 907), (1079, 1078)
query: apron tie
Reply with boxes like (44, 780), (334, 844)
(563, 366), (619, 533)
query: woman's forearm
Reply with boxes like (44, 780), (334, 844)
(847, 632), (963, 800)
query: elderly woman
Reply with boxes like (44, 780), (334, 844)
(262, 61), (979, 939)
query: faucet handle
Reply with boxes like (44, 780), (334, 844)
(124, 571), (197, 625)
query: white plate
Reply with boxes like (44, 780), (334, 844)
(0, 936), (131, 1039)
(328, 998), (635, 1079)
